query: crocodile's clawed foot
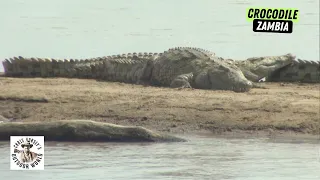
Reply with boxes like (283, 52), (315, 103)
(170, 73), (194, 90)
(170, 79), (192, 89)
(176, 86), (193, 90)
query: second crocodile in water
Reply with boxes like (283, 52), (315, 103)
(2, 47), (298, 92)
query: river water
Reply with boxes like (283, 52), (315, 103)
(0, 135), (319, 179)
(0, 0), (319, 72)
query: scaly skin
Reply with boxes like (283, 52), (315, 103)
(72, 47), (252, 92)
(267, 58), (320, 83)
(3, 47), (318, 93)
(233, 55), (319, 83)
(2, 47), (253, 92)
(234, 53), (296, 82)
(148, 47), (252, 92)
(72, 52), (160, 81)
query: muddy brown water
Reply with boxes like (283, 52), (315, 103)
(0, 135), (320, 180)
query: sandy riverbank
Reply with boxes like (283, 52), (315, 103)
(0, 77), (319, 140)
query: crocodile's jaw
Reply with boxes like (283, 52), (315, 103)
(238, 53), (296, 82)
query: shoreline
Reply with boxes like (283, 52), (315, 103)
(0, 77), (319, 142)
(179, 129), (320, 143)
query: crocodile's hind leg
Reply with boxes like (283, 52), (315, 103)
(170, 72), (193, 88)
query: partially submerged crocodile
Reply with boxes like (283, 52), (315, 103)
(2, 47), (316, 92)
(0, 120), (186, 142)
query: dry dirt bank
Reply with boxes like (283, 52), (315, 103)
(0, 77), (319, 139)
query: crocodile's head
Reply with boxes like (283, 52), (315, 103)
(237, 53), (295, 82)
(207, 62), (253, 92)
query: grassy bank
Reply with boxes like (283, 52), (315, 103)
(0, 77), (319, 138)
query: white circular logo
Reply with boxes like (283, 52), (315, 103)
(10, 136), (44, 170)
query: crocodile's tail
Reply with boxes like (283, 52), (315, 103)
(268, 59), (320, 83)
(2, 52), (161, 79)
(1, 56), (104, 78)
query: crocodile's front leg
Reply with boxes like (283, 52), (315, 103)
(170, 72), (193, 88)
(242, 70), (268, 89)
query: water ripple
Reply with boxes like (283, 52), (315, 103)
(0, 135), (319, 179)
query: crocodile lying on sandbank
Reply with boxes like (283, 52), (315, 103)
(234, 56), (320, 83)
(0, 120), (186, 142)
(2, 47), (317, 92)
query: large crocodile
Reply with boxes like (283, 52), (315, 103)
(2, 47), (310, 92)
(72, 47), (254, 92)
(234, 55), (319, 83)
(233, 54), (295, 82)
(267, 58), (320, 83)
